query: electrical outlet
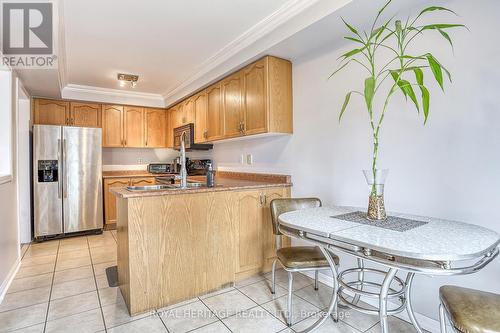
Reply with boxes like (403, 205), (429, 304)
(138, 158), (144, 164)
(246, 154), (253, 165)
(239, 154), (245, 164)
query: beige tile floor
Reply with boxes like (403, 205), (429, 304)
(0, 231), (420, 333)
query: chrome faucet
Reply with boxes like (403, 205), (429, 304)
(175, 131), (188, 188)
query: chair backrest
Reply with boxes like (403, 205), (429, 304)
(269, 198), (322, 236)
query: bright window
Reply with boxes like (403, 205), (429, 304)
(0, 69), (13, 183)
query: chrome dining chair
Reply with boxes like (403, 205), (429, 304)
(269, 198), (340, 326)
(439, 285), (500, 333)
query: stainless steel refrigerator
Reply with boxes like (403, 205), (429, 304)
(33, 125), (103, 239)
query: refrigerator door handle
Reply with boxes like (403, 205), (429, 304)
(57, 139), (62, 198)
(63, 139), (68, 198)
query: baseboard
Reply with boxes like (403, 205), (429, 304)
(0, 258), (21, 304)
(299, 270), (443, 333)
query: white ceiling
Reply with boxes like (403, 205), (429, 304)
(63, 0), (291, 95)
(16, 0), (427, 106)
(19, 0), (359, 105)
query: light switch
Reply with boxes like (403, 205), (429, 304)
(239, 154), (245, 164)
(246, 154), (253, 165)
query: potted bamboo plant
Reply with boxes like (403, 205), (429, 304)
(331, 0), (465, 220)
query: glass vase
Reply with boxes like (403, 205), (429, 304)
(363, 169), (389, 221)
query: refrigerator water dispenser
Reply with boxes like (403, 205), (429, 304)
(37, 160), (58, 182)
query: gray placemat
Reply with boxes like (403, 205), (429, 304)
(331, 211), (428, 232)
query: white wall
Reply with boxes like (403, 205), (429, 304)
(17, 84), (31, 244)
(212, 0), (500, 323)
(0, 71), (21, 301)
(0, 70), (13, 179)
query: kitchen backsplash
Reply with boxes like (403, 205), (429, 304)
(102, 148), (213, 168)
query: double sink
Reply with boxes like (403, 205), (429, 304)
(127, 182), (205, 191)
(127, 176), (219, 191)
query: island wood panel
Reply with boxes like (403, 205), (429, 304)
(117, 197), (130, 308)
(124, 106), (144, 147)
(144, 108), (166, 147)
(102, 105), (124, 147)
(119, 191), (237, 314)
(70, 102), (101, 127)
(34, 98), (69, 125)
(242, 58), (268, 135)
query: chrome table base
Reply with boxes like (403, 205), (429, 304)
(278, 224), (498, 333)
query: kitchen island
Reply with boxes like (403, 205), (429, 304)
(111, 171), (292, 315)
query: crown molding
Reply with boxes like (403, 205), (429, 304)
(62, 84), (165, 107)
(54, 0), (67, 96)
(162, 0), (352, 106)
(162, 0), (321, 102)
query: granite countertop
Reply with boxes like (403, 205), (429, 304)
(102, 170), (175, 178)
(110, 171), (292, 198)
(279, 206), (500, 261)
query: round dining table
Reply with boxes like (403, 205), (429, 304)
(277, 206), (500, 333)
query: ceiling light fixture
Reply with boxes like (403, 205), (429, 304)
(117, 73), (139, 88)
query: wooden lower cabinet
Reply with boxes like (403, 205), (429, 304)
(236, 190), (264, 275)
(116, 186), (291, 315)
(262, 187), (291, 270)
(104, 177), (156, 228)
(235, 187), (291, 280)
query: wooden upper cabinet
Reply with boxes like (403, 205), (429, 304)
(124, 106), (144, 147)
(166, 108), (174, 148)
(34, 98), (69, 125)
(70, 102), (101, 127)
(183, 98), (195, 125)
(267, 56), (293, 134)
(193, 91), (207, 143)
(206, 83), (223, 141)
(144, 108), (166, 148)
(221, 72), (244, 138)
(171, 104), (184, 130)
(102, 105), (124, 147)
(243, 58), (268, 135)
